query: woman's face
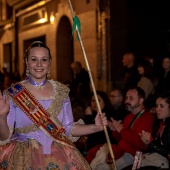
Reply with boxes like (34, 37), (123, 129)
(156, 97), (170, 120)
(27, 47), (51, 81)
(162, 58), (170, 71)
(137, 66), (144, 75)
(91, 95), (105, 111)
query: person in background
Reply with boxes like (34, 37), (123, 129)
(137, 60), (157, 110)
(139, 92), (170, 169)
(70, 61), (91, 106)
(137, 60), (157, 100)
(2, 67), (10, 90)
(144, 54), (158, 79)
(109, 89), (123, 109)
(122, 52), (140, 93)
(157, 56), (170, 93)
(84, 90), (116, 151)
(144, 55), (155, 68)
(85, 87), (155, 170)
(63, 80), (86, 122)
(12, 69), (21, 84)
(108, 88), (129, 121)
(0, 41), (108, 170)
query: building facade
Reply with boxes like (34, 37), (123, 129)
(1, 0), (167, 92)
(0, 0), (113, 91)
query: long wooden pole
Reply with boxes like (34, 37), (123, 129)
(67, 1), (117, 170)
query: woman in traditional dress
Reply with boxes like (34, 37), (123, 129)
(0, 41), (107, 170)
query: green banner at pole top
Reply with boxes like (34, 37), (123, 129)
(72, 16), (81, 41)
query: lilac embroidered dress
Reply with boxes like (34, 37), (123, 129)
(0, 80), (91, 170)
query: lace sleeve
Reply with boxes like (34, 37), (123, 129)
(68, 119), (85, 142)
(0, 126), (14, 145)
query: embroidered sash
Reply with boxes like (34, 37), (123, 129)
(4, 83), (76, 149)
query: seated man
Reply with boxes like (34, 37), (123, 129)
(85, 87), (155, 170)
(108, 88), (129, 121)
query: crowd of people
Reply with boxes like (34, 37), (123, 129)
(69, 52), (170, 170)
(0, 42), (170, 170)
(0, 67), (21, 92)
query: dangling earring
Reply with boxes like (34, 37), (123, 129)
(47, 70), (50, 79)
(26, 66), (29, 77)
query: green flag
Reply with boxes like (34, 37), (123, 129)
(72, 16), (81, 41)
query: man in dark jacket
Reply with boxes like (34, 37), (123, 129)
(122, 52), (140, 93)
(70, 61), (91, 107)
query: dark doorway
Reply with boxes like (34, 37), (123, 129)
(56, 16), (73, 83)
(3, 43), (12, 74)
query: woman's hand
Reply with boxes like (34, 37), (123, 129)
(94, 112), (108, 131)
(108, 118), (116, 131)
(139, 130), (151, 145)
(0, 92), (10, 118)
(109, 118), (123, 132)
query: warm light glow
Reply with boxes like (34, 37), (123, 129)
(38, 18), (47, 23)
(50, 12), (55, 24)
(3, 23), (14, 30)
(38, 11), (48, 23)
